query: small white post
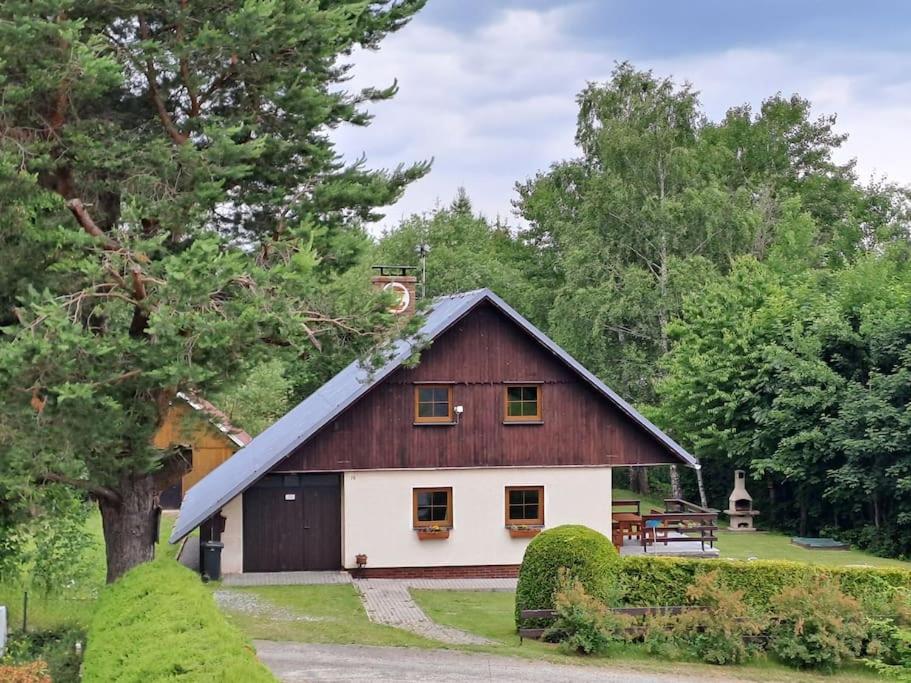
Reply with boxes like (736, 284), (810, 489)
(0, 605), (7, 656)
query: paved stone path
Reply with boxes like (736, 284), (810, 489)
(223, 571), (353, 587)
(382, 577), (516, 592)
(353, 579), (494, 645)
(254, 641), (751, 682)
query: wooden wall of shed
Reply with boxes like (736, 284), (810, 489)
(273, 302), (680, 472)
(152, 403), (239, 492)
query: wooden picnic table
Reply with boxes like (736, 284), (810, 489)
(611, 511), (642, 548)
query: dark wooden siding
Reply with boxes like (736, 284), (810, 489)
(274, 302), (679, 472)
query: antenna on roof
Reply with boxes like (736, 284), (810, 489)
(415, 243), (431, 299)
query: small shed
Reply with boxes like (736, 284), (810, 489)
(152, 393), (252, 508)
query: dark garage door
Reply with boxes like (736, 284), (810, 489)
(243, 473), (341, 572)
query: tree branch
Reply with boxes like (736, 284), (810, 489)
(177, 0), (201, 118)
(199, 53), (239, 105)
(138, 14), (188, 145)
(66, 199), (120, 250)
(130, 265), (147, 301)
(39, 472), (122, 504)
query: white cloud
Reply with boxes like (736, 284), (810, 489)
(331, 7), (911, 233)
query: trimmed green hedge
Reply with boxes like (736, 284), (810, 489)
(83, 559), (274, 682)
(619, 556), (911, 614)
(515, 524), (619, 628)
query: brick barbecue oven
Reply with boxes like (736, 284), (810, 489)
(724, 470), (759, 531)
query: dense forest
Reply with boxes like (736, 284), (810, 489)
(1, 0), (908, 576)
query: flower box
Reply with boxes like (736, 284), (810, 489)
(416, 528), (450, 540)
(508, 526), (543, 539)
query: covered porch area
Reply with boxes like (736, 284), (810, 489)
(612, 497), (719, 558)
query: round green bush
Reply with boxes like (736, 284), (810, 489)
(515, 524), (620, 629)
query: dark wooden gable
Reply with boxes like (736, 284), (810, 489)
(273, 301), (679, 472)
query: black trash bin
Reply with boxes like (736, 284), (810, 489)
(200, 541), (225, 581)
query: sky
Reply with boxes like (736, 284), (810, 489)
(333, 0), (911, 233)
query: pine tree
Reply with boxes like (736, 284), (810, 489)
(0, 0), (427, 581)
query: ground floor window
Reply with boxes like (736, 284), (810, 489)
(413, 487), (453, 528)
(505, 486), (544, 525)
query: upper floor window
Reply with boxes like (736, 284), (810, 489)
(414, 385), (452, 423)
(504, 384), (541, 422)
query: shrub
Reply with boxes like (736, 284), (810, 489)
(769, 578), (866, 672)
(865, 589), (911, 680)
(515, 525), (620, 629)
(670, 570), (765, 665)
(542, 569), (630, 655)
(639, 613), (682, 659)
(3, 627), (85, 683)
(0, 661), (51, 683)
(866, 620), (911, 680)
(82, 559), (274, 682)
(619, 556), (911, 615)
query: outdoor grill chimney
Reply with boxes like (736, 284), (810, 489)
(724, 470), (759, 531)
(371, 265), (417, 316)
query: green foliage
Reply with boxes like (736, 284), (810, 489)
(618, 556), (911, 615)
(374, 189), (536, 308)
(671, 570), (765, 665)
(542, 569), (631, 655)
(2, 627), (85, 683)
(514, 63), (906, 405)
(211, 359), (292, 436)
(859, 590), (911, 679)
(515, 525), (620, 629)
(658, 248), (911, 547)
(867, 623), (911, 679)
(0, 486), (99, 596)
(768, 579), (866, 672)
(30, 487), (98, 597)
(82, 559), (274, 682)
(0, 0), (427, 580)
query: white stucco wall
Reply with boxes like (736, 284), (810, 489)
(220, 494), (243, 574)
(342, 467), (612, 569)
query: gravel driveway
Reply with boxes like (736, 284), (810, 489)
(254, 641), (751, 682)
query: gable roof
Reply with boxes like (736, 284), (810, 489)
(177, 392), (253, 448)
(170, 288), (698, 543)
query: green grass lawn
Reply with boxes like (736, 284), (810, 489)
(613, 488), (911, 569)
(0, 509), (177, 631)
(412, 589), (882, 683)
(218, 584), (439, 648)
(714, 529), (910, 567)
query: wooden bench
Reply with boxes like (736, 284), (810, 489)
(640, 512), (718, 552)
(612, 499), (641, 515)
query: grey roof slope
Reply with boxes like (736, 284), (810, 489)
(170, 288), (698, 543)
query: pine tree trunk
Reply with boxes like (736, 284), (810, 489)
(98, 473), (159, 583)
(669, 464), (682, 499)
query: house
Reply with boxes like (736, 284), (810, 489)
(170, 273), (699, 577)
(153, 393), (252, 509)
